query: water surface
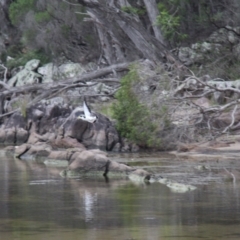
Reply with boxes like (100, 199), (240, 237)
(0, 152), (240, 240)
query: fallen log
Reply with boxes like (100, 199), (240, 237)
(0, 62), (131, 118)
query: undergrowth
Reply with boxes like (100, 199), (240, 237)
(111, 66), (161, 148)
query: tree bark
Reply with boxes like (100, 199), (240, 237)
(87, 11), (125, 64)
(0, 62), (131, 115)
(142, 0), (165, 44)
(78, 0), (168, 62)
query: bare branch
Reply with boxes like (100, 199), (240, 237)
(0, 62), (130, 97)
(204, 99), (240, 113)
(0, 109), (19, 119)
(91, 78), (120, 83)
(62, 0), (82, 6)
(223, 104), (238, 133)
(0, 62), (130, 119)
(0, 80), (11, 90)
(174, 89), (215, 100)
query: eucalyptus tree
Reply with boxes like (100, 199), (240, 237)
(8, 0), (100, 63)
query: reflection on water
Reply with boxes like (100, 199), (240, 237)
(0, 153), (240, 240)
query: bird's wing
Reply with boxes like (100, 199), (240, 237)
(83, 100), (91, 118)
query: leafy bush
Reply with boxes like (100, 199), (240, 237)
(8, 0), (98, 63)
(35, 11), (51, 23)
(9, 0), (36, 25)
(11, 95), (31, 118)
(111, 67), (161, 148)
(156, 3), (187, 44)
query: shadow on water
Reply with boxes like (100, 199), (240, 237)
(0, 152), (240, 240)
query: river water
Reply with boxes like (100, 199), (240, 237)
(0, 152), (240, 240)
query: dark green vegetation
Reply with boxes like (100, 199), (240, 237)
(156, 0), (240, 46)
(7, 0), (98, 64)
(9, 0), (35, 25)
(112, 67), (161, 148)
(6, 49), (49, 68)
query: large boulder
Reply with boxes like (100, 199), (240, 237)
(37, 62), (56, 84)
(7, 60), (87, 86)
(178, 42), (221, 66)
(8, 59), (42, 87)
(37, 62), (86, 83)
(1, 97), (121, 151)
(178, 26), (240, 66)
(62, 107), (120, 150)
(0, 112), (29, 146)
(60, 149), (151, 181)
(208, 26), (240, 44)
(12, 143), (151, 181)
(56, 62), (86, 80)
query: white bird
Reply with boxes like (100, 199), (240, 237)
(78, 98), (97, 123)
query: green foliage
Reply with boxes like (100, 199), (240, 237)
(5, 44), (23, 58)
(112, 67), (161, 148)
(156, 3), (187, 43)
(11, 95), (31, 118)
(9, 0), (36, 25)
(121, 6), (146, 16)
(212, 11), (224, 22)
(8, 0), (93, 62)
(6, 49), (50, 69)
(22, 29), (38, 45)
(35, 11), (51, 23)
(155, 0), (230, 45)
(97, 103), (114, 119)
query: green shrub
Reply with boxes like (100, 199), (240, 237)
(21, 29), (38, 46)
(35, 11), (51, 23)
(9, 0), (36, 25)
(97, 102), (114, 119)
(11, 95), (31, 118)
(156, 3), (187, 43)
(6, 44), (24, 58)
(112, 67), (161, 148)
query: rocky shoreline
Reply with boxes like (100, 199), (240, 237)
(1, 25), (240, 192)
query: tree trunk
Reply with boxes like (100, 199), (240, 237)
(78, 0), (169, 63)
(142, 0), (165, 45)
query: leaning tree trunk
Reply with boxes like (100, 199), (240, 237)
(142, 0), (165, 45)
(77, 0), (176, 64)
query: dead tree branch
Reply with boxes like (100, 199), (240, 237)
(222, 104), (238, 133)
(0, 62), (130, 98)
(0, 62), (131, 119)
